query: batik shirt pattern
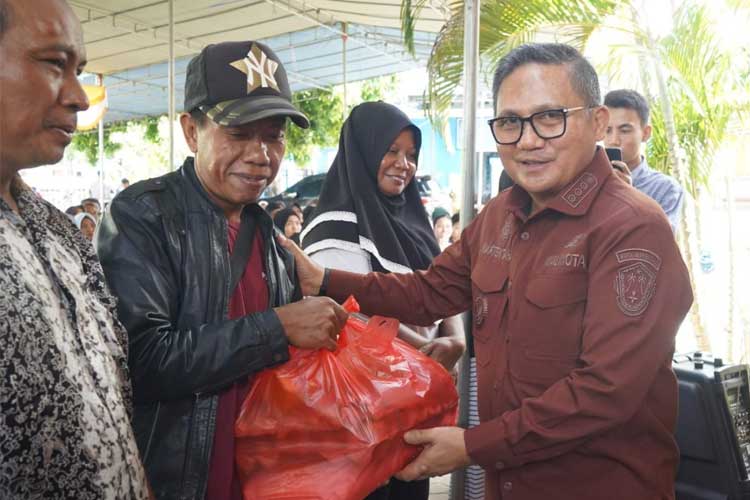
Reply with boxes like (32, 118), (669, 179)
(0, 185), (148, 499)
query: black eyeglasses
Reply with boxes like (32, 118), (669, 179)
(487, 106), (592, 145)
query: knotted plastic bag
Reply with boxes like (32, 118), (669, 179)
(235, 296), (458, 500)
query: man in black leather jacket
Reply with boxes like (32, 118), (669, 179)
(97, 41), (348, 500)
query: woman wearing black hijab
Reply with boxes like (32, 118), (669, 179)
(272, 207), (302, 244)
(300, 101), (464, 500)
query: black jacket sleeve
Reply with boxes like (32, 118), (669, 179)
(97, 193), (290, 404)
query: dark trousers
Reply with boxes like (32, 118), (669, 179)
(364, 478), (429, 500)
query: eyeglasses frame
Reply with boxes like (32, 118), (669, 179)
(487, 106), (594, 145)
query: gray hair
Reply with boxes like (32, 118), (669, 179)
(491, 43), (601, 111)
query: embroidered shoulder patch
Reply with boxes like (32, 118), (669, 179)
(561, 173), (598, 208)
(613, 248), (661, 316)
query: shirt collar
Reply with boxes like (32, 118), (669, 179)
(630, 155), (649, 183)
(507, 146), (614, 218)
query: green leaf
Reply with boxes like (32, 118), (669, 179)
(402, 0), (619, 128)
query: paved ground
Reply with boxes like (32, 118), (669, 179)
(429, 474), (452, 500)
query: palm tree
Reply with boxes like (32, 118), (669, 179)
(400, 0), (750, 357)
(400, 0), (620, 131)
(626, 2), (749, 358)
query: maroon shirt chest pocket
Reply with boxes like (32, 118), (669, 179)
(509, 275), (587, 385)
(470, 264), (509, 367)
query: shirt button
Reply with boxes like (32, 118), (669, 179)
(520, 231), (530, 241)
(495, 461), (505, 470)
(503, 481), (513, 492)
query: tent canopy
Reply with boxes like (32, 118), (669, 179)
(72, 0), (445, 122)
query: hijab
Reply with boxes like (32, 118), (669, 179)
(300, 101), (440, 273)
(74, 212), (97, 229)
(273, 207), (296, 233)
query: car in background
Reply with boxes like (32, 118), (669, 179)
(261, 173), (326, 209)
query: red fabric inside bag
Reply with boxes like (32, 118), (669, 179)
(235, 296), (458, 500)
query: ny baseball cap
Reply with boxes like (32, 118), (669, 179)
(184, 41), (309, 128)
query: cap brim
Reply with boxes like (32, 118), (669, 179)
(202, 96), (310, 129)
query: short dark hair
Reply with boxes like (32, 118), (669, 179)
(491, 43), (601, 112)
(190, 108), (208, 128)
(121, 178), (129, 184)
(604, 89), (650, 125)
(265, 200), (286, 213)
(81, 197), (100, 206)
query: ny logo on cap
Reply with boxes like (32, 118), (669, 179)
(230, 43), (280, 93)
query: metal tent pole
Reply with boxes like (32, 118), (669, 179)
(97, 73), (105, 204)
(451, 0), (480, 498)
(168, 0), (175, 171)
(342, 22), (348, 118)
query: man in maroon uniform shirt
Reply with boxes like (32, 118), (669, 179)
(283, 43), (693, 500)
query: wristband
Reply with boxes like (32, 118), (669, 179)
(319, 268), (331, 296)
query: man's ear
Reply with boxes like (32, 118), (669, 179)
(592, 105), (610, 142)
(180, 112), (199, 153)
(642, 123), (652, 142)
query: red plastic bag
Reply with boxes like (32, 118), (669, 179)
(235, 296), (458, 500)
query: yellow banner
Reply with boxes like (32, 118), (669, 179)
(77, 85), (108, 131)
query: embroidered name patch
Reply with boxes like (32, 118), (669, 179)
(614, 248), (661, 316)
(480, 243), (511, 261)
(561, 173), (598, 208)
(544, 253), (586, 269)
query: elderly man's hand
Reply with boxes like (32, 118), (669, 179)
(274, 297), (348, 351)
(395, 427), (471, 481)
(277, 234), (326, 296)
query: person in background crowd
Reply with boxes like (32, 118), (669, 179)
(431, 207), (452, 251)
(284, 43), (693, 500)
(116, 177), (130, 195)
(97, 40), (347, 500)
(65, 204), (83, 217)
(81, 197), (101, 219)
(604, 89), (683, 232)
(273, 207), (302, 243)
(300, 101), (465, 500)
(265, 199), (286, 218)
(291, 201), (304, 224)
(74, 211), (97, 242)
(0, 0), (150, 497)
(450, 212), (461, 243)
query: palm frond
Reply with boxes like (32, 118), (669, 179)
(402, 0), (619, 127)
(400, 0), (432, 56)
(644, 1), (746, 196)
